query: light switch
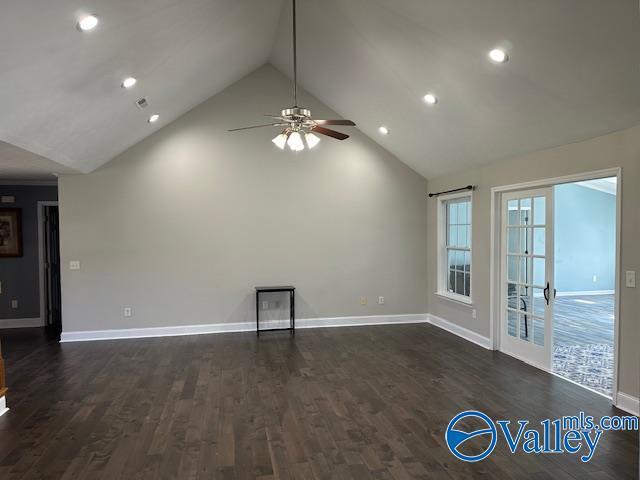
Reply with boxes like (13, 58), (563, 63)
(69, 261), (81, 270)
(124, 307), (132, 317)
(626, 271), (636, 288)
(1, 195), (15, 203)
(11, 299), (18, 309)
(378, 296), (384, 305)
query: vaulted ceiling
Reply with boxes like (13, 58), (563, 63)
(1, 0), (639, 179)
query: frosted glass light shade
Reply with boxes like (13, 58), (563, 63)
(272, 132), (288, 149)
(305, 132), (320, 149)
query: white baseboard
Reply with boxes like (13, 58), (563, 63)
(60, 313), (429, 343)
(555, 290), (614, 297)
(427, 314), (492, 350)
(615, 392), (639, 416)
(0, 396), (8, 417)
(0, 317), (43, 329)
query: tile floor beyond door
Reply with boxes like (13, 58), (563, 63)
(553, 294), (614, 397)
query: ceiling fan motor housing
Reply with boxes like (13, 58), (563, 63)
(281, 107), (311, 119)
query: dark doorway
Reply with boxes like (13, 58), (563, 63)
(42, 205), (61, 339)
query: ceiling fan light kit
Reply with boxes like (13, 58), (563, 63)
(229, 0), (356, 152)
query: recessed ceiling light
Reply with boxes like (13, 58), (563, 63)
(148, 114), (159, 123)
(423, 93), (438, 105)
(121, 77), (137, 89)
(77, 14), (99, 32)
(378, 126), (389, 135)
(488, 48), (508, 63)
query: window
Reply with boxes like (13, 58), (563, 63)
(438, 194), (472, 303)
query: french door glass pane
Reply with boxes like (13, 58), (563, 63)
(533, 228), (545, 255)
(507, 255), (518, 282)
(533, 196), (545, 225)
(533, 317), (544, 346)
(519, 313), (531, 342)
(507, 283), (517, 309)
(533, 257), (545, 286)
(507, 200), (519, 225)
(533, 288), (545, 316)
(520, 227), (531, 254)
(519, 256), (531, 284)
(520, 198), (532, 225)
(518, 285), (532, 312)
(508, 228), (519, 253)
(507, 310), (517, 337)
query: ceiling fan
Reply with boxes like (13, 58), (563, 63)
(229, 0), (356, 151)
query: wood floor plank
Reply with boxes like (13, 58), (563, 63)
(0, 325), (637, 479)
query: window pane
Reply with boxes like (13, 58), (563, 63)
(533, 317), (544, 346)
(448, 225), (457, 246)
(459, 225), (468, 248)
(449, 202), (458, 225)
(507, 200), (519, 225)
(508, 310), (517, 337)
(520, 198), (532, 225)
(533, 257), (545, 286)
(533, 228), (545, 256)
(464, 251), (471, 272)
(448, 250), (456, 270)
(464, 273), (471, 297)
(458, 201), (468, 225)
(448, 269), (455, 292)
(534, 196), (546, 225)
(455, 271), (465, 295)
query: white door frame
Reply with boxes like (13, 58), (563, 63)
(489, 167), (622, 405)
(37, 201), (59, 328)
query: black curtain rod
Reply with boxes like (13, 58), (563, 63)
(428, 185), (474, 198)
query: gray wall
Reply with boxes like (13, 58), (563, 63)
(426, 125), (640, 400)
(58, 64), (428, 333)
(0, 185), (58, 320)
(555, 183), (616, 293)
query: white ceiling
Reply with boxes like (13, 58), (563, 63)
(0, 141), (78, 182)
(271, 0), (640, 177)
(0, 0), (639, 179)
(0, 0), (283, 174)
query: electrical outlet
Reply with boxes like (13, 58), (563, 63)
(124, 307), (132, 317)
(69, 260), (81, 270)
(626, 271), (636, 288)
(472, 309), (477, 319)
(360, 296), (367, 305)
(262, 301), (269, 310)
(378, 296), (384, 305)
(11, 299), (18, 309)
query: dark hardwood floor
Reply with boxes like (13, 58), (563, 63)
(0, 325), (637, 479)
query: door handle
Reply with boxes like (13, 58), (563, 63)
(543, 282), (550, 306)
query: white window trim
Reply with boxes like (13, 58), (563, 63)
(436, 191), (473, 305)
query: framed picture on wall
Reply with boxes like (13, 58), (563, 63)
(0, 208), (22, 257)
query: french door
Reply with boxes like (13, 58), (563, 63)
(500, 188), (554, 370)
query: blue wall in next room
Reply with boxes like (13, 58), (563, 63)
(554, 183), (616, 293)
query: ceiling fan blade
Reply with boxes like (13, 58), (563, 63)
(313, 125), (349, 140)
(228, 123), (283, 132)
(314, 120), (356, 126)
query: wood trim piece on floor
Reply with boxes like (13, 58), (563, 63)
(0, 318), (44, 329)
(60, 313), (430, 342)
(427, 314), (492, 350)
(615, 392), (640, 416)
